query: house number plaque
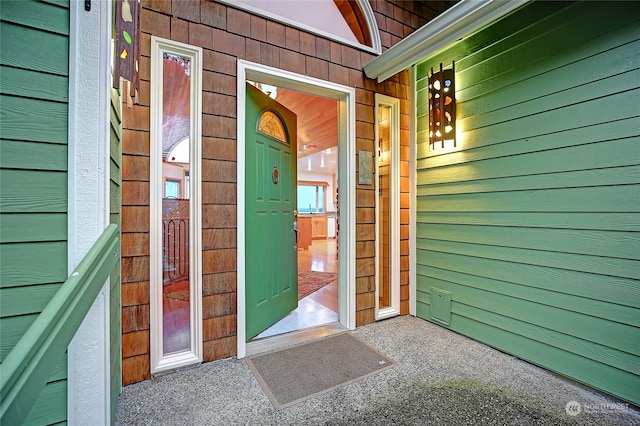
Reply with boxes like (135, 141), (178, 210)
(358, 150), (373, 185)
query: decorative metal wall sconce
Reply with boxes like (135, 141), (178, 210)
(428, 62), (456, 149)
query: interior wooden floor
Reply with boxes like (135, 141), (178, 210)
(162, 279), (191, 355)
(298, 239), (338, 311)
(255, 239), (339, 339)
(161, 239), (340, 351)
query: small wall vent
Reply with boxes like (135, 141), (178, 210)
(430, 287), (452, 326)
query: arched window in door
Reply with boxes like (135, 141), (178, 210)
(258, 111), (288, 144)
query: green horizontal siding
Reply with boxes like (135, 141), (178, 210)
(417, 274), (639, 357)
(0, 0), (69, 35)
(0, 95), (68, 144)
(0, 240), (67, 290)
(415, 0), (640, 406)
(416, 185), (640, 212)
(417, 117), (640, 163)
(0, 21), (69, 75)
(417, 223), (640, 262)
(416, 264), (639, 327)
(23, 380), (67, 425)
(0, 314), (38, 362)
(1, 284), (63, 317)
(0, 1), (70, 424)
(0, 213), (67, 243)
(418, 90), (639, 150)
(0, 65), (69, 102)
(1, 140), (68, 171)
(417, 236), (640, 282)
(0, 169), (67, 213)
(417, 249), (638, 309)
(417, 212), (640, 232)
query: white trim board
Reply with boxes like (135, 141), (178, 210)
(237, 60), (356, 359)
(67, 1), (112, 424)
(363, 0), (529, 82)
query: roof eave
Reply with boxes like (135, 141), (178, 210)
(364, 0), (529, 82)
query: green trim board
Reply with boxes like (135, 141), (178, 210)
(109, 86), (123, 418)
(415, 1), (640, 406)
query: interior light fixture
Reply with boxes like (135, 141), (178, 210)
(259, 83), (278, 99)
(428, 62), (456, 149)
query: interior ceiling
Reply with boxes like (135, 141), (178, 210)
(274, 87), (339, 175)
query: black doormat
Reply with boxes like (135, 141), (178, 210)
(246, 333), (396, 409)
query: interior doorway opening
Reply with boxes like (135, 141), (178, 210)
(237, 61), (356, 358)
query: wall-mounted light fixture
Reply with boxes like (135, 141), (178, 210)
(428, 62), (456, 149)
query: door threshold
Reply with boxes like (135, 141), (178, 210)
(245, 322), (347, 357)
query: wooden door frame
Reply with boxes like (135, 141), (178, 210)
(236, 60), (356, 358)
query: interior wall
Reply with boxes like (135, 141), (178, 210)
(120, 0), (451, 385)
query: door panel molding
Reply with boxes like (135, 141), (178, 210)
(237, 60), (356, 358)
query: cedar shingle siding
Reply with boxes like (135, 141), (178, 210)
(120, 0), (451, 385)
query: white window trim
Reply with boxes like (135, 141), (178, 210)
(219, 0), (381, 55)
(374, 94), (401, 320)
(237, 60), (356, 358)
(150, 37), (203, 374)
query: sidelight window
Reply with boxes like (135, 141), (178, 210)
(150, 37), (202, 373)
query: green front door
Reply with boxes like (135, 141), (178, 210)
(245, 83), (298, 339)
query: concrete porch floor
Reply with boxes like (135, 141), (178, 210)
(115, 316), (639, 425)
